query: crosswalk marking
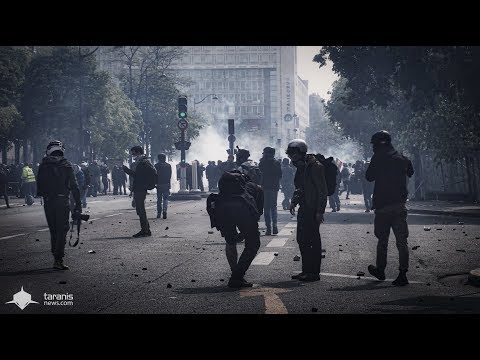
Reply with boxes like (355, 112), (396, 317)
(105, 213), (122, 218)
(277, 228), (294, 236)
(0, 233), (26, 240)
(284, 223), (297, 228)
(251, 252), (277, 265)
(266, 238), (288, 247)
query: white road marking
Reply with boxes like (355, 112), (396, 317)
(37, 228), (50, 232)
(319, 272), (424, 284)
(284, 223), (297, 228)
(88, 200), (105, 203)
(104, 213), (122, 218)
(0, 233), (26, 240)
(251, 252), (277, 265)
(266, 238), (288, 247)
(89, 218), (100, 221)
(277, 228), (294, 236)
(240, 287), (291, 314)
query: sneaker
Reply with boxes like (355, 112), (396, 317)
(228, 278), (253, 288)
(132, 231), (151, 238)
(392, 272), (409, 286)
(365, 209), (371, 213)
(53, 260), (69, 270)
(272, 226), (278, 235)
(298, 273), (320, 282)
(265, 229), (272, 236)
(291, 272), (305, 280)
(337, 207), (341, 211)
(157, 213), (161, 218)
(331, 209), (337, 212)
(368, 265), (386, 280)
(162, 211), (167, 219)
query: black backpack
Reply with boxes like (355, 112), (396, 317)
(314, 154), (338, 196)
(144, 160), (157, 190)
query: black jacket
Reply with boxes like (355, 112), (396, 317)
(37, 156), (81, 208)
(155, 161), (172, 187)
(123, 156), (155, 192)
(259, 155), (282, 191)
(366, 146), (414, 210)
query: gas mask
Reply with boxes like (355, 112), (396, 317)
(288, 152), (305, 167)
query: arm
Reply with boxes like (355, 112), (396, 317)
(123, 165), (135, 177)
(67, 167), (81, 211)
(311, 163), (328, 214)
(365, 155), (378, 182)
(406, 159), (414, 177)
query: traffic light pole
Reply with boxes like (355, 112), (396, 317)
(179, 129), (187, 193)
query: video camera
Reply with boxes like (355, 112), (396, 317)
(72, 212), (90, 222)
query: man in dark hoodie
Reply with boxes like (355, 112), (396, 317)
(155, 153), (172, 219)
(36, 140), (82, 270)
(259, 147), (282, 235)
(123, 146), (156, 237)
(280, 158), (295, 210)
(366, 131), (414, 286)
(287, 139), (328, 282)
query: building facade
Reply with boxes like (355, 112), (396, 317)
(169, 46), (309, 155)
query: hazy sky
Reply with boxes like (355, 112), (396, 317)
(297, 46), (338, 100)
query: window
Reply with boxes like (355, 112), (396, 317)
(193, 55), (201, 64)
(226, 55), (235, 64)
(260, 54), (269, 64)
(250, 54), (259, 63)
(182, 56), (192, 65)
(238, 54), (248, 64)
(241, 94), (246, 102)
(204, 55), (213, 63)
(229, 81), (235, 90)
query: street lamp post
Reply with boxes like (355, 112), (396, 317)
(193, 94), (218, 111)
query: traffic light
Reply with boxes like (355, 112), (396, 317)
(178, 96), (187, 119)
(228, 119), (235, 135)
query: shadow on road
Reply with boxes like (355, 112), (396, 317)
(174, 285), (238, 295)
(373, 294), (480, 313)
(0, 267), (58, 276)
(327, 281), (392, 292)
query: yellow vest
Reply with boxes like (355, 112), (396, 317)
(22, 167), (36, 183)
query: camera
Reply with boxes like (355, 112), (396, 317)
(72, 212), (90, 222)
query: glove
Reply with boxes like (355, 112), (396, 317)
(289, 203), (296, 216)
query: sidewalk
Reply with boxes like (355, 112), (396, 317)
(407, 200), (480, 218)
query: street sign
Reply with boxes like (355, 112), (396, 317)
(178, 119), (188, 130)
(284, 114), (293, 122)
(174, 140), (191, 150)
(228, 134), (236, 143)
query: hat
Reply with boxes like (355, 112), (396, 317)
(263, 147), (275, 155)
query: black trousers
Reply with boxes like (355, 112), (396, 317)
(44, 196), (70, 260)
(218, 200), (260, 280)
(134, 190), (150, 233)
(296, 206), (322, 275)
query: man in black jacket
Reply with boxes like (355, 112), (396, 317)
(155, 154), (172, 219)
(366, 131), (414, 286)
(37, 140), (82, 270)
(0, 164), (10, 208)
(123, 146), (156, 237)
(259, 147), (282, 235)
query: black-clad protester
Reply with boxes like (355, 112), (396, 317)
(36, 140), (82, 270)
(259, 147), (282, 235)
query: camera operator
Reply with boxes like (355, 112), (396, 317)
(37, 140), (82, 270)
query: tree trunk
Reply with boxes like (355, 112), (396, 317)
(413, 148), (423, 200)
(23, 139), (29, 164)
(32, 138), (38, 165)
(470, 155), (478, 202)
(14, 140), (20, 165)
(1, 143), (7, 164)
(465, 155), (473, 201)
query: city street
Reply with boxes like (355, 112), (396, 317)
(1, 194), (479, 314)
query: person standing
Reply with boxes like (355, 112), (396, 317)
(36, 140), (82, 270)
(259, 147), (282, 235)
(287, 139), (328, 282)
(366, 131), (414, 286)
(328, 162), (342, 212)
(280, 158), (295, 210)
(21, 163), (36, 204)
(0, 164), (11, 208)
(122, 146), (156, 237)
(79, 162), (90, 207)
(155, 154), (172, 219)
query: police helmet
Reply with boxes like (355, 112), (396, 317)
(46, 140), (65, 156)
(285, 139), (308, 155)
(370, 131), (392, 145)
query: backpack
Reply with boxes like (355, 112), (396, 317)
(315, 154), (338, 196)
(26, 194), (34, 205)
(144, 160), (157, 190)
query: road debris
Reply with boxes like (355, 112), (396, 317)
(293, 255), (300, 261)
(88, 250), (96, 254)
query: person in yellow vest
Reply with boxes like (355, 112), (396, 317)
(21, 163), (36, 204)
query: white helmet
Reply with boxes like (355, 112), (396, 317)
(46, 140), (65, 156)
(286, 139), (308, 155)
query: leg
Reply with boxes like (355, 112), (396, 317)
(44, 200), (57, 256)
(373, 212), (392, 272)
(271, 191), (278, 231)
(134, 190), (150, 233)
(222, 224), (239, 271)
(53, 197), (70, 262)
(156, 188), (162, 216)
(296, 207), (313, 274)
(391, 206), (409, 272)
(162, 189), (169, 213)
(231, 218), (260, 280)
(263, 190), (273, 232)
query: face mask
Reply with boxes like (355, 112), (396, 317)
(288, 152), (305, 167)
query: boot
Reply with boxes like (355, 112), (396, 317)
(53, 259), (69, 270)
(162, 211), (167, 219)
(228, 277), (253, 288)
(265, 227), (272, 236)
(392, 271), (409, 286)
(272, 225), (278, 235)
(368, 265), (386, 280)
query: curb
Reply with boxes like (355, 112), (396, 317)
(408, 208), (480, 218)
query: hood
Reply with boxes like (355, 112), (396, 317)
(42, 156), (71, 168)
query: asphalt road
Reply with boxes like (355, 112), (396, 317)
(1, 194), (479, 314)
